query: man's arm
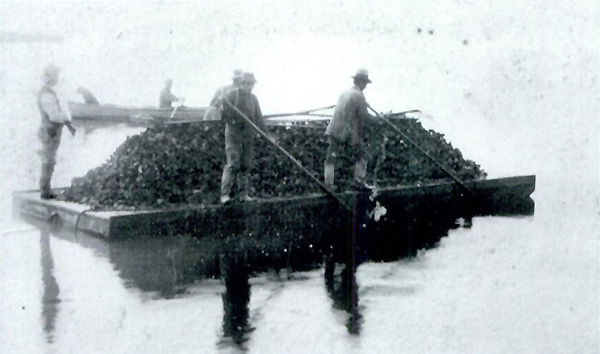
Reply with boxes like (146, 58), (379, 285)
(209, 87), (224, 108)
(220, 90), (238, 125)
(40, 92), (70, 123)
(253, 96), (278, 143)
(253, 95), (268, 132)
(162, 89), (179, 104)
(356, 92), (371, 121)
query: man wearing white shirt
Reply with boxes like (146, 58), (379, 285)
(37, 63), (71, 199)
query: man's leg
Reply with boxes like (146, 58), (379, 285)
(40, 162), (56, 199)
(237, 139), (254, 201)
(39, 127), (62, 199)
(353, 142), (372, 189)
(221, 126), (240, 202)
(324, 136), (339, 188)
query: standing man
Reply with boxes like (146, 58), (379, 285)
(159, 78), (181, 108)
(324, 69), (374, 191)
(203, 69), (243, 121)
(219, 72), (272, 204)
(37, 64), (72, 199)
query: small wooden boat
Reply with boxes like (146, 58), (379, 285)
(68, 102), (208, 127)
(13, 175), (535, 240)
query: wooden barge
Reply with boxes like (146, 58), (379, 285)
(13, 175), (535, 240)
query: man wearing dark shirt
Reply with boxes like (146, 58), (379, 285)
(204, 69), (243, 121)
(325, 69), (375, 190)
(159, 79), (180, 108)
(219, 72), (271, 203)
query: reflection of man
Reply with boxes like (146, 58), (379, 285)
(219, 72), (271, 203)
(159, 79), (180, 108)
(40, 229), (60, 341)
(324, 255), (362, 334)
(37, 64), (72, 199)
(324, 69), (374, 191)
(203, 69), (243, 121)
(221, 251), (251, 344)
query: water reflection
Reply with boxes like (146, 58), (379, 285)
(32, 194), (533, 350)
(220, 251), (252, 347)
(40, 229), (60, 343)
(109, 234), (218, 298)
(324, 254), (362, 335)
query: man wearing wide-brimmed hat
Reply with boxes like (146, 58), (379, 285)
(37, 63), (72, 199)
(219, 72), (272, 203)
(324, 68), (375, 191)
(204, 69), (243, 121)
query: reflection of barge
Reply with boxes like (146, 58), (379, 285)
(13, 175), (535, 240)
(30, 181), (535, 343)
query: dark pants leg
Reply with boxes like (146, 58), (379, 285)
(237, 138), (254, 198)
(38, 127), (62, 197)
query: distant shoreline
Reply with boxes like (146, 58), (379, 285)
(0, 31), (63, 43)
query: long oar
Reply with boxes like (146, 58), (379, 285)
(169, 98), (186, 120)
(383, 109), (421, 118)
(223, 99), (356, 215)
(264, 105), (335, 119)
(367, 104), (472, 195)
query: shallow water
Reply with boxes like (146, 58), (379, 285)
(1, 1), (599, 353)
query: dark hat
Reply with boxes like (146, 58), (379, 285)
(352, 68), (372, 83)
(241, 72), (257, 83)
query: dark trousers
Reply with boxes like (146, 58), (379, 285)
(324, 135), (369, 185)
(37, 126), (63, 191)
(220, 125), (254, 197)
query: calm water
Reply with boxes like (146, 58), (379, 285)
(1, 1), (599, 353)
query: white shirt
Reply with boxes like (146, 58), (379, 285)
(40, 86), (71, 123)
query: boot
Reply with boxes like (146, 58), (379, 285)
(40, 163), (56, 199)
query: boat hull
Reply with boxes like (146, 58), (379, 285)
(68, 102), (208, 127)
(13, 175), (535, 240)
